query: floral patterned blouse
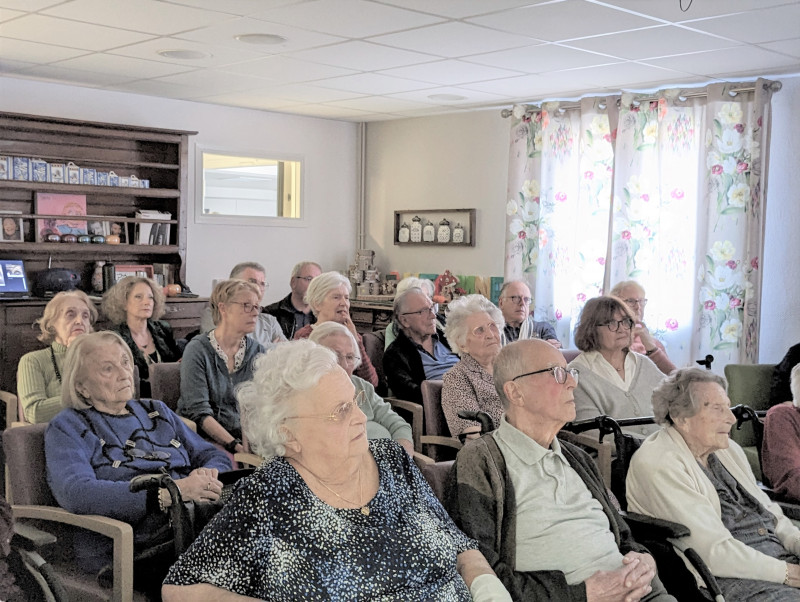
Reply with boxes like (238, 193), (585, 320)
(164, 439), (477, 601)
(442, 353), (504, 436)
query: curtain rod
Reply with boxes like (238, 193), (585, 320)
(500, 80), (783, 117)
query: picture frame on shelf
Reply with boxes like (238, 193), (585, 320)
(108, 220), (127, 244)
(34, 192), (87, 242)
(0, 211), (23, 242)
(114, 264), (154, 282)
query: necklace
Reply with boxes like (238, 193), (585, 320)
(297, 460), (370, 516)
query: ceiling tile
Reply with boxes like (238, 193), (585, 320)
(54, 53), (194, 79)
(601, 0), (795, 22)
(378, 59), (523, 86)
(314, 72), (433, 94)
(0, 58), (37, 73)
(151, 68), (278, 93)
(468, 0), (661, 42)
(683, 4), (800, 44)
(370, 21), (538, 58)
(760, 38), (800, 59)
(287, 41), (438, 71)
(280, 102), (374, 120)
(21, 63), (136, 86)
(389, 85), (507, 104)
(108, 37), (265, 68)
(459, 73), (553, 98)
(565, 25), (740, 60)
(645, 46), (800, 78)
(0, 37), (90, 63)
(262, 83), (367, 103)
(251, 0), (444, 38)
(42, 0), (235, 36)
(162, 0), (304, 16)
(575, 61), (692, 89)
(113, 77), (210, 99)
(326, 95), (432, 113)
(0, 7), (23, 21)
(374, 0), (549, 19)
(0, 14), (153, 50)
(187, 90), (299, 110)
(174, 16), (344, 53)
(0, 0), (60, 10)
(221, 55), (357, 83)
(467, 43), (619, 73)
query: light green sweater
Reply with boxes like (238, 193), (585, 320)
(17, 342), (66, 423)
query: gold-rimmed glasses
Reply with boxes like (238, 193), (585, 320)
(286, 390), (367, 423)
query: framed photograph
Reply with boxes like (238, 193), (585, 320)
(0, 211), (23, 242)
(114, 264), (154, 282)
(34, 192), (87, 242)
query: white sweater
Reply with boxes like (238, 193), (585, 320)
(627, 426), (800, 584)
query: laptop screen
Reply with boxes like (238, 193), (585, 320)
(0, 260), (30, 297)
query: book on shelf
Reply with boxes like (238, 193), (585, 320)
(135, 210), (171, 245)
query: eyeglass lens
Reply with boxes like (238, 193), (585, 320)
(472, 323), (500, 336)
(508, 295), (532, 305)
(606, 318), (635, 332)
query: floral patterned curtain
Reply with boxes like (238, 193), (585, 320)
(505, 80), (778, 368)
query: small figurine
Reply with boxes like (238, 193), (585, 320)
(434, 270), (460, 302)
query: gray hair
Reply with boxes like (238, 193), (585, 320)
(291, 261), (322, 278)
(392, 286), (427, 335)
(238, 340), (340, 459)
(61, 331), (134, 410)
(493, 340), (534, 409)
(304, 271), (351, 317)
(651, 367), (728, 425)
(35, 290), (98, 344)
(498, 280), (530, 299)
(101, 276), (166, 324)
(230, 262), (265, 279)
(792, 364), (800, 408)
(609, 280), (645, 298)
(445, 294), (504, 356)
(308, 321), (362, 370)
(396, 277), (434, 297)
(209, 279), (261, 326)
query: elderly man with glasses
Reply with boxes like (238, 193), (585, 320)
(445, 339), (676, 602)
(610, 280), (675, 375)
(264, 261), (322, 339)
(497, 281), (561, 348)
(383, 287), (460, 402)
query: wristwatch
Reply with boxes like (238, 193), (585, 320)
(224, 438), (242, 453)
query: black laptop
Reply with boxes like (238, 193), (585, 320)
(0, 259), (31, 299)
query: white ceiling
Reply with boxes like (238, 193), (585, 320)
(1, 0), (798, 122)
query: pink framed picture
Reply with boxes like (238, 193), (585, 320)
(35, 193), (88, 242)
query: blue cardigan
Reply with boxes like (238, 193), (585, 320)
(177, 334), (263, 438)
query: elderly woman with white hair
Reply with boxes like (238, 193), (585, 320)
(763, 364), (800, 503)
(293, 270), (378, 387)
(442, 295), (505, 439)
(162, 340), (512, 602)
(309, 321), (414, 454)
(627, 367), (800, 600)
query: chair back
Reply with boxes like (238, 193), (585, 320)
(421, 380), (448, 438)
(725, 363), (775, 481)
(419, 460), (454, 503)
(361, 330), (387, 396)
(3, 423), (56, 507)
(149, 362), (182, 411)
(562, 349), (581, 363)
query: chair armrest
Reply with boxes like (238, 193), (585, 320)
(559, 431), (614, 489)
(13, 520), (58, 548)
(0, 390), (19, 428)
(621, 510), (691, 539)
(13, 505), (134, 602)
(234, 452), (263, 468)
(386, 397), (422, 452)
(412, 451), (435, 467)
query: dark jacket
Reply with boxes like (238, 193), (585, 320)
(383, 327), (452, 403)
(445, 434), (657, 601)
(769, 343), (800, 407)
(110, 320), (182, 398)
(263, 293), (315, 340)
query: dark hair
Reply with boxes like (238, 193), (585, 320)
(573, 296), (635, 352)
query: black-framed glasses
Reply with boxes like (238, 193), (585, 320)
(294, 275), (314, 282)
(623, 297), (648, 308)
(286, 390), (367, 423)
(505, 295), (531, 305)
(228, 301), (260, 313)
(125, 448), (171, 461)
(512, 366), (579, 385)
(603, 318), (635, 332)
(401, 302), (439, 317)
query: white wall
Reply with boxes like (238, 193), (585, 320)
(364, 110), (509, 279)
(0, 76), (359, 299)
(365, 76), (800, 360)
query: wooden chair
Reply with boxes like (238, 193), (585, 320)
(4, 423), (143, 602)
(384, 396), (423, 452)
(420, 380), (462, 461)
(361, 330), (388, 397)
(1, 389), (22, 428)
(148, 362), (182, 412)
(412, 453), (454, 503)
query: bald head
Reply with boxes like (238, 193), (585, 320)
(494, 339), (562, 407)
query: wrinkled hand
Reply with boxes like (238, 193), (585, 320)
(585, 552), (656, 602)
(546, 338), (562, 349)
(785, 563), (800, 588)
(338, 315), (360, 337)
(175, 468), (223, 504)
(632, 323), (656, 349)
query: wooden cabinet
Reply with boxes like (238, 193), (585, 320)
(0, 112), (195, 288)
(350, 300), (394, 334)
(0, 297), (207, 393)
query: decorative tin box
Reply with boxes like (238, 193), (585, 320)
(0, 156), (10, 180)
(13, 157), (30, 181)
(31, 159), (48, 182)
(108, 171), (119, 187)
(81, 168), (96, 185)
(96, 171), (109, 186)
(66, 162), (80, 185)
(49, 163), (65, 183)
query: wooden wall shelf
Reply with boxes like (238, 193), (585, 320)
(393, 208), (476, 247)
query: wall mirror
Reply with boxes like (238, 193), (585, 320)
(196, 149), (303, 224)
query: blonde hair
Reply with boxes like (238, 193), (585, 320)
(209, 279), (261, 326)
(36, 290), (98, 344)
(101, 277), (165, 324)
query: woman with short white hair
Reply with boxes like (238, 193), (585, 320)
(293, 270), (378, 387)
(163, 340), (511, 602)
(442, 295), (505, 438)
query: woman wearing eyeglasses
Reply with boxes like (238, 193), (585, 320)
(178, 279), (265, 455)
(45, 331), (229, 596)
(163, 340), (511, 602)
(442, 295), (506, 439)
(309, 321), (414, 454)
(610, 280), (676, 376)
(569, 296), (664, 437)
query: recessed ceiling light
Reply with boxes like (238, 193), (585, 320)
(157, 49), (211, 60)
(428, 93), (467, 101)
(235, 33), (288, 45)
